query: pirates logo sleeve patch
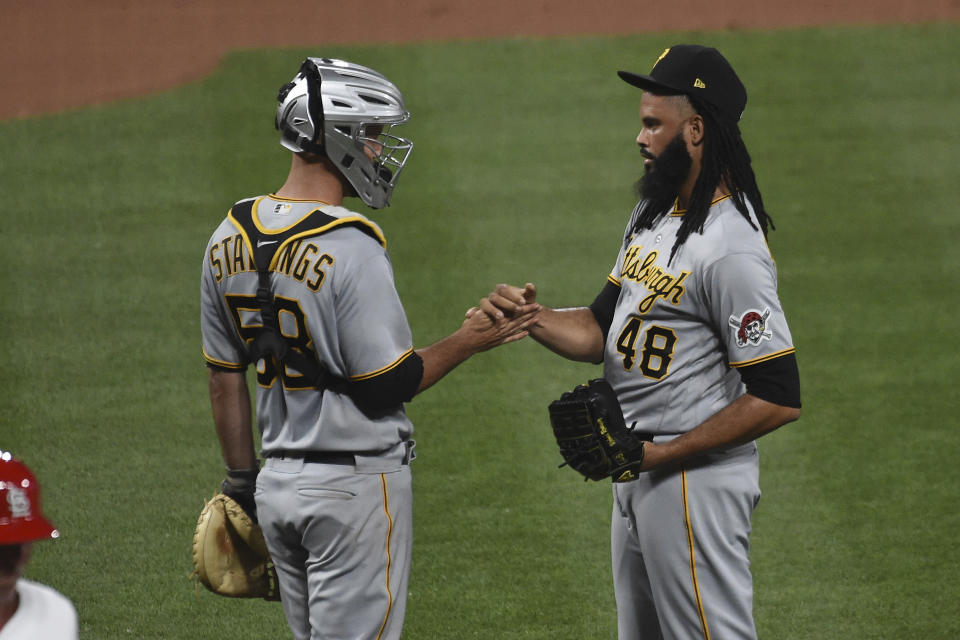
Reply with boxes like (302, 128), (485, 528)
(728, 308), (772, 347)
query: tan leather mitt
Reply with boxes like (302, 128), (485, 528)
(191, 493), (281, 601)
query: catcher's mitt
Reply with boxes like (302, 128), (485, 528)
(191, 493), (281, 601)
(548, 378), (647, 483)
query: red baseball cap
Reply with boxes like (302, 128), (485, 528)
(0, 452), (58, 544)
(618, 45), (747, 122)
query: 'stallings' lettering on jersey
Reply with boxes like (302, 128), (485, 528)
(619, 245), (689, 314)
(208, 233), (335, 293)
(208, 233), (248, 279)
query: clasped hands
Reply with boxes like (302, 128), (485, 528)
(461, 283), (541, 351)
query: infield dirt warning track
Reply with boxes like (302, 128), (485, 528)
(1, 0), (958, 120)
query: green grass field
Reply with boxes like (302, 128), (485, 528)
(2, 22), (958, 638)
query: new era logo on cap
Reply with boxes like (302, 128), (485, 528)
(618, 44), (747, 121)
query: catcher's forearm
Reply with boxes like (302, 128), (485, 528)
(530, 307), (605, 363)
(643, 393), (801, 470)
(415, 333), (475, 394)
(416, 307), (537, 394)
(208, 369), (258, 469)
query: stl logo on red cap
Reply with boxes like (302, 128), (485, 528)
(0, 453), (59, 543)
(7, 486), (31, 519)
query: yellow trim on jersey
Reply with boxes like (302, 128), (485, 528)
(350, 349), (416, 382)
(225, 199), (261, 270)
(375, 473), (396, 640)
(671, 193), (733, 216)
(251, 197), (387, 247)
(226, 200), (258, 269)
(607, 274), (622, 287)
(267, 219), (387, 270)
(681, 469), (712, 640)
(226, 198), (388, 270)
(729, 347), (795, 368)
(251, 196), (316, 234)
(267, 193), (332, 204)
(201, 348), (246, 371)
(669, 197), (683, 217)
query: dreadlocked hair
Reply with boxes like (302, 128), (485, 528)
(631, 96), (775, 265)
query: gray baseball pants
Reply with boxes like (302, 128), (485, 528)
(256, 456), (412, 640)
(612, 441), (761, 640)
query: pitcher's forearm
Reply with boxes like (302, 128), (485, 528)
(530, 307), (605, 363)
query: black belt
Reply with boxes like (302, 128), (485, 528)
(267, 441), (414, 466)
(267, 451), (355, 465)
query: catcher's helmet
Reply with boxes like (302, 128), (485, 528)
(275, 57), (414, 209)
(0, 452), (58, 544)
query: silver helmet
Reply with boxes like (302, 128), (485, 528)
(275, 58), (413, 209)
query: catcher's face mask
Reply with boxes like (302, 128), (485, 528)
(275, 57), (414, 209)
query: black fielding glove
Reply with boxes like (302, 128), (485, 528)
(221, 466), (260, 522)
(548, 378), (647, 483)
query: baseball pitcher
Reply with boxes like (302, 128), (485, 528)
(480, 45), (802, 640)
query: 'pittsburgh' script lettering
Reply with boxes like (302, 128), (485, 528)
(620, 246), (689, 313)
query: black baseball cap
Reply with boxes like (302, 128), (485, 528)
(618, 45), (747, 121)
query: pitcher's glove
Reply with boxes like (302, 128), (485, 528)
(191, 493), (281, 601)
(547, 378), (647, 483)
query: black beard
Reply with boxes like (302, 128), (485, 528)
(634, 133), (693, 215)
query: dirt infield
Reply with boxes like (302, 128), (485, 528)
(2, 0), (958, 120)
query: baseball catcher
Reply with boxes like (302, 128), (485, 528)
(190, 492), (280, 601)
(548, 378), (647, 482)
(200, 55), (537, 640)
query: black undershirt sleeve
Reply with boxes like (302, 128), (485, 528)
(737, 352), (802, 409)
(589, 280), (621, 342)
(207, 353), (424, 412)
(345, 351), (425, 412)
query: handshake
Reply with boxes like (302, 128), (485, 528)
(459, 281), (604, 366)
(460, 283), (542, 352)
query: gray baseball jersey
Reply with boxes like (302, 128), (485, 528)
(201, 195), (415, 462)
(604, 194), (795, 436)
(201, 195), (416, 639)
(605, 195), (794, 640)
